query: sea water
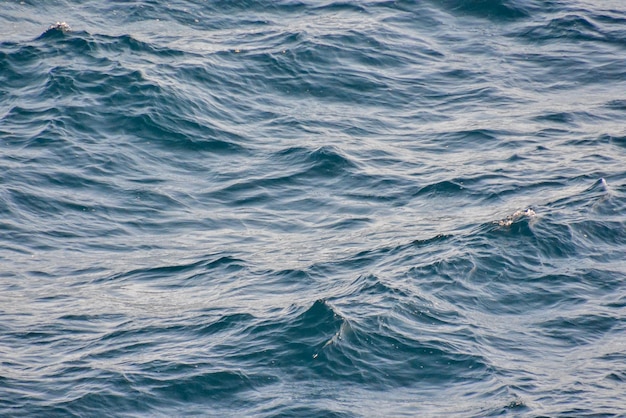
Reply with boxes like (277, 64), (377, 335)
(1, 1), (625, 416)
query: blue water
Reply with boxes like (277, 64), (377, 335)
(1, 1), (625, 416)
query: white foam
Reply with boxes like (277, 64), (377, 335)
(49, 22), (71, 32)
(497, 208), (536, 227)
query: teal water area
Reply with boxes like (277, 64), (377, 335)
(1, 1), (625, 416)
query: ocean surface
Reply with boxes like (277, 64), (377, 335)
(1, 0), (625, 416)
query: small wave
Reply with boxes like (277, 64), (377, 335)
(36, 22), (72, 40)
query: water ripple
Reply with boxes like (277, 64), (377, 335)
(2, 1), (626, 416)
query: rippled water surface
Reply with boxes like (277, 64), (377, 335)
(1, 1), (625, 416)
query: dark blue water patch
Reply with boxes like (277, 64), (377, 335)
(232, 300), (344, 366)
(265, 405), (352, 418)
(589, 13), (626, 48)
(440, 128), (506, 148)
(103, 0), (251, 29)
(408, 170), (526, 202)
(606, 134), (626, 151)
(1, 106), (60, 147)
(0, 47), (49, 90)
(38, 370), (158, 418)
(181, 0), (305, 16)
(431, 85), (512, 112)
(275, 145), (359, 178)
(537, 312), (620, 347)
(268, 296), (491, 391)
(515, 13), (599, 42)
(544, 178), (623, 221)
(314, 319), (490, 388)
(101, 255), (248, 287)
(310, 2), (368, 14)
(570, 218), (626, 253)
(526, 217), (581, 260)
(604, 99), (626, 113)
(204, 145), (361, 208)
(5, 180), (163, 240)
(193, 312), (257, 337)
(310, 233), (453, 279)
(305, 30), (418, 70)
(433, 0), (532, 21)
(61, 69), (160, 111)
(412, 179), (465, 198)
(532, 111), (577, 125)
(337, 272), (413, 300)
(507, 53), (615, 90)
(605, 371), (625, 383)
(148, 368), (274, 404)
(341, 175), (416, 205)
(120, 111), (248, 155)
(241, 45), (398, 107)
(40, 29), (187, 60)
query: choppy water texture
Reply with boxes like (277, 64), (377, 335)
(1, 0), (626, 416)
